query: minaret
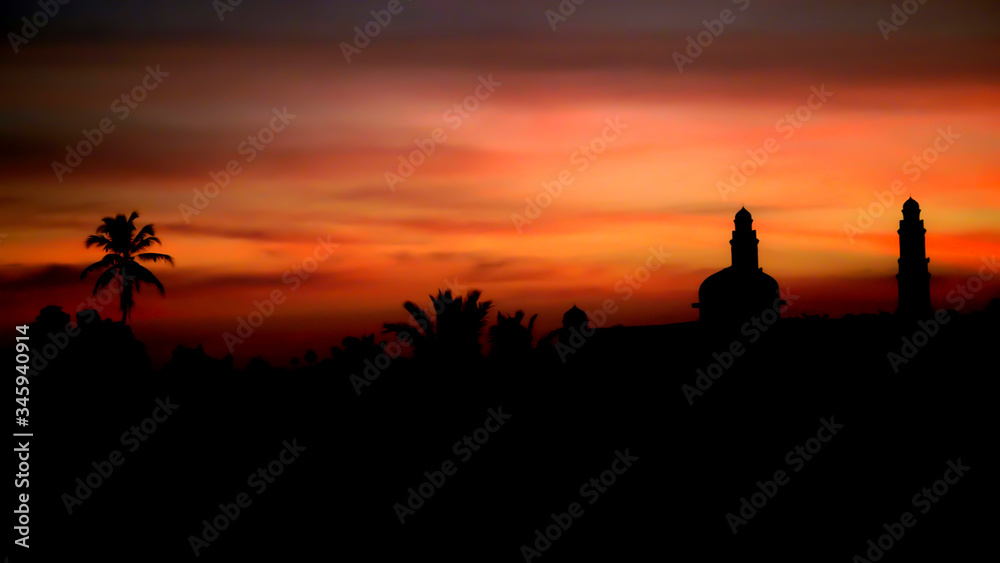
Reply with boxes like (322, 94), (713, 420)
(693, 206), (783, 322)
(896, 197), (932, 318)
(731, 207), (759, 271)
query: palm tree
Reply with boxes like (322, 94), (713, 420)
(81, 211), (174, 323)
(383, 289), (492, 360)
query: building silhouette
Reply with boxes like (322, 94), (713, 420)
(562, 305), (588, 331)
(692, 207), (784, 325)
(896, 197), (932, 319)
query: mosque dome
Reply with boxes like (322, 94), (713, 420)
(562, 305), (588, 329)
(697, 267), (780, 323)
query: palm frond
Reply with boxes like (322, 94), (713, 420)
(136, 252), (174, 265)
(403, 301), (434, 337)
(130, 224), (157, 249)
(80, 254), (122, 279)
(130, 262), (165, 295)
(134, 223), (155, 238)
(131, 237), (159, 253)
(85, 234), (112, 249)
(96, 216), (116, 233)
(91, 267), (118, 295)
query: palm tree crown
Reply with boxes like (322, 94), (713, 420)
(81, 211), (174, 323)
(383, 289), (493, 360)
(488, 310), (537, 360)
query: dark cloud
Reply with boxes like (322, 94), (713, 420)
(161, 223), (296, 242)
(0, 264), (83, 291)
(170, 270), (371, 292)
(3, 1), (996, 40)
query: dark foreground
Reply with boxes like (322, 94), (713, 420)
(12, 302), (998, 562)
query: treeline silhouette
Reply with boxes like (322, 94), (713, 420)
(13, 289), (998, 562)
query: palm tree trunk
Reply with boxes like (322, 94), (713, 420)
(120, 274), (127, 323)
(119, 266), (130, 324)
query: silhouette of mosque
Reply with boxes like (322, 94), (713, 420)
(692, 207), (784, 325)
(534, 304), (595, 359)
(896, 197), (932, 319)
(561, 202), (937, 336)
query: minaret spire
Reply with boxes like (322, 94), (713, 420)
(731, 207), (759, 271)
(896, 198), (932, 318)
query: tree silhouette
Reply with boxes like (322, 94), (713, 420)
(304, 349), (317, 366)
(330, 335), (385, 377)
(383, 289), (492, 361)
(81, 211), (174, 323)
(246, 355), (271, 374)
(340, 335), (382, 360)
(488, 310), (537, 361)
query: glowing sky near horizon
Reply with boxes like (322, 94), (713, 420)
(1, 0), (998, 365)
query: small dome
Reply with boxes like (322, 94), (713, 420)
(735, 206), (752, 220)
(903, 197), (919, 210)
(562, 305), (588, 328)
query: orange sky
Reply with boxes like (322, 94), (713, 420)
(2, 6), (999, 365)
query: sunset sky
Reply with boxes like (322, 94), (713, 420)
(2, 0), (998, 366)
